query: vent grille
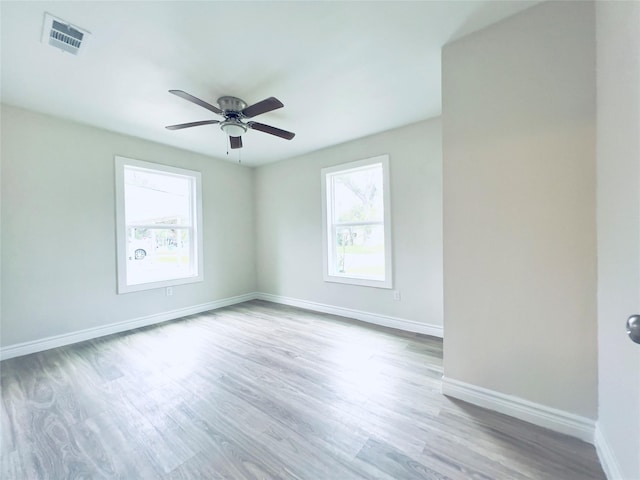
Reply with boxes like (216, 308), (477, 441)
(41, 13), (90, 55)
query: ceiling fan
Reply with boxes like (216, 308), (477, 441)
(166, 90), (295, 149)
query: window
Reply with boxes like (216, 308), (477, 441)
(321, 155), (392, 288)
(115, 156), (203, 293)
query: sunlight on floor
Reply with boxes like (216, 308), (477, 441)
(325, 338), (400, 401)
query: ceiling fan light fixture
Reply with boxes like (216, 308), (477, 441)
(220, 120), (247, 137)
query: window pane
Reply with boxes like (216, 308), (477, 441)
(333, 224), (385, 280)
(332, 165), (383, 224)
(124, 167), (192, 225)
(126, 227), (193, 285)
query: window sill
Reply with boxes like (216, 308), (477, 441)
(323, 274), (392, 289)
(117, 275), (203, 294)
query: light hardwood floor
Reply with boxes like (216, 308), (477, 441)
(1, 300), (605, 479)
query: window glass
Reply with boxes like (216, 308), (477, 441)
(124, 169), (192, 225)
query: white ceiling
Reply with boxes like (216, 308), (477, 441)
(1, 1), (538, 166)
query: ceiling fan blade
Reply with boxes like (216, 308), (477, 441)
(169, 90), (222, 115)
(165, 120), (220, 130)
(241, 97), (284, 118)
(229, 136), (243, 149)
(248, 121), (295, 140)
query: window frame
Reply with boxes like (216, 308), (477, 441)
(114, 156), (204, 294)
(321, 154), (393, 289)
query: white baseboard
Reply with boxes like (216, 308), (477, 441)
(0, 293), (258, 361)
(255, 292), (443, 338)
(595, 425), (624, 480)
(441, 376), (596, 444)
(1, 292), (441, 361)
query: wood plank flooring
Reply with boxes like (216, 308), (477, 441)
(1, 300), (606, 479)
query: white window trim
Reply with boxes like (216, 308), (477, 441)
(114, 156), (204, 294)
(321, 154), (393, 289)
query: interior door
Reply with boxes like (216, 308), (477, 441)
(596, 2), (640, 477)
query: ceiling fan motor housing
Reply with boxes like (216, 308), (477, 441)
(218, 96), (247, 115)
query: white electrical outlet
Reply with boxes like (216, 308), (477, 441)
(166, 287), (173, 296)
(393, 290), (401, 301)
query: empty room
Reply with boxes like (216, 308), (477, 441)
(1, 1), (638, 479)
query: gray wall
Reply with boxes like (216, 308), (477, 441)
(596, 1), (640, 477)
(254, 119), (443, 330)
(442, 1), (597, 418)
(1, 104), (256, 347)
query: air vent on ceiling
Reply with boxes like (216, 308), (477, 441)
(41, 13), (90, 55)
